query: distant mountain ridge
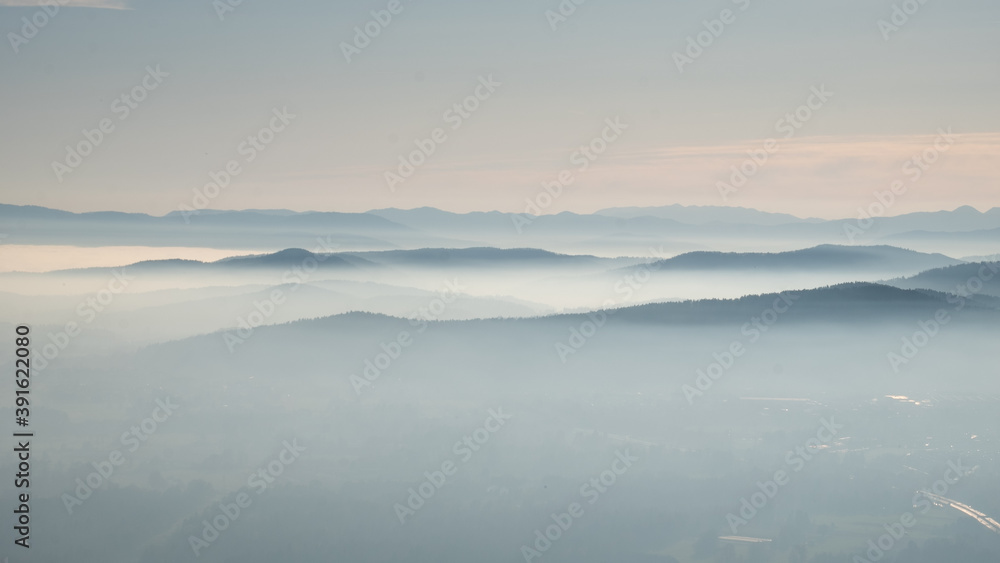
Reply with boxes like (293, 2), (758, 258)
(0, 244), (965, 278)
(603, 282), (1000, 326)
(5, 247), (622, 276)
(637, 244), (962, 272)
(886, 261), (1000, 297)
(340, 247), (614, 267)
(3, 203), (999, 255)
(153, 283), (1000, 351)
(593, 204), (823, 226)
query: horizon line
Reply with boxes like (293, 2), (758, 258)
(1, 202), (996, 222)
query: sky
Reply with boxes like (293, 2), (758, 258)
(0, 0), (998, 219)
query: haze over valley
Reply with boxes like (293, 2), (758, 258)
(2, 202), (999, 563)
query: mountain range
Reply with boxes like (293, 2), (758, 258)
(3, 203), (999, 257)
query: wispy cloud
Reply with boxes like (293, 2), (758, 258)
(0, 0), (131, 9)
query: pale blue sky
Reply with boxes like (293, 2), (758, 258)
(1, 0), (998, 217)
